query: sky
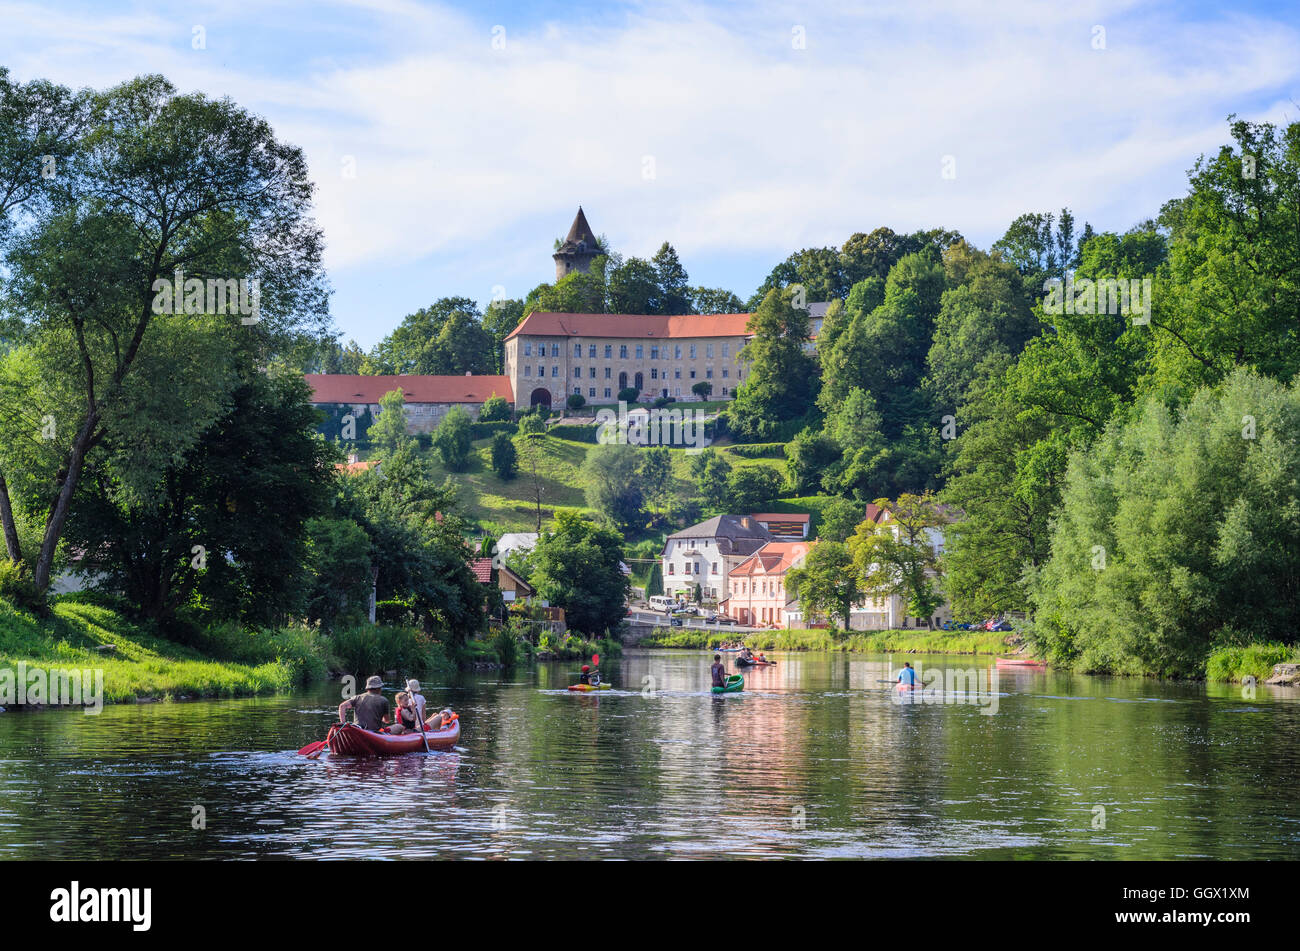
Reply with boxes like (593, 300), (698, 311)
(1, 0), (1298, 348)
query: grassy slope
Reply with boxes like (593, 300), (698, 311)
(0, 598), (295, 703)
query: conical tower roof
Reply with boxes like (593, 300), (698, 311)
(563, 206), (598, 248)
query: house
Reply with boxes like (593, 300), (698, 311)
(844, 502), (955, 630)
(750, 512), (810, 540)
(723, 541), (812, 627)
(661, 515), (773, 601)
(305, 373), (514, 435)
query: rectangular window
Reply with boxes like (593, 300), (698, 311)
(690, 370), (697, 379)
(604, 367), (611, 379)
(589, 387), (596, 397)
(524, 342), (533, 356)
(574, 367), (581, 379)
(690, 344), (697, 359)
(551, 343), (560, 357)
(674, 369), (681, 379)
(589, 345), (597, 358)
(574, 343), (581, 358)
(604, 345), (612, 358)
(651, 368), (658, 380)
(651, 346), (659, 360)
(590, 367), (596, 378)
(712, 563), (718, 574)
(620, 345), (628, 359)
(675, 345), (682, 360)
(524, 365), (531, 377)
(706, 344), (713, 358)
(706, 368), (713, 379)
(668, 564), (674, 575)
(721, 387), (728, 396)
(573, 385), (581, 395)
(723, 368), (729, 377)
(551, 366), (558, 377)
(604, 387), (611, 398)
(722, 343), (729, 358)
(636, 344), (644, 359)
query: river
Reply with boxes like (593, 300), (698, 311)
(1, 650), (1297, 859)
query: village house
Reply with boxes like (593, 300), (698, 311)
(723, 541), (812, 627)
(750, 512), (810, 540)
(305, 373), (514, 435)
(661, 515), (774, 601)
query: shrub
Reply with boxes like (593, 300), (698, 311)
(328, 624), (452, 680)
(490, 431), (518, 479)
(479, 395), (511, 422)
(617, 387), (640, 404)
(566, 393), (586, 410)
(0, 559), (39, 612)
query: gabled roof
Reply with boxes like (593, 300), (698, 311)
(664, 515), (773, 558)
(305, 374), (514, 405)
(504, 312), (752, 341)
(469, 558), (493, 584)
(730, 541), (813, 578)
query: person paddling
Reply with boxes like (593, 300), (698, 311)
(404, 678), (454, 732)
(710, 654), (727, 690)
(338, 675), (391, 732)
(897, 662), (918, 688)
(578, 664), (592, 685)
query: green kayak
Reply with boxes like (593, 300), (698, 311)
(711, 674), (744, 694)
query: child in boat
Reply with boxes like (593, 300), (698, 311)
(389, 691), (419, 734)
(578, 664), (591, 685)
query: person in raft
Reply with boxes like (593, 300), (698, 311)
(402, 678), (454, 731)
(897, 662), (918, 687)
(710, 654), (727, 689)
(338, 675), (391, 732)
(738, 646), (754, 662)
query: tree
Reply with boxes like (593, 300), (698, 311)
(689, 449), (732, 514)
(638, 446), (674, 519)
(370, 297), (487, 374)
(3, 74), (328, 598)
(607, 257), (661, 314)
(787, 541), (859, 630)
(725, 465), (782, 512)
(689, 287), (745, 314)
(489, 431), (517, 480)
(582, 443), (645, 532)
(850, 493), (946, 627)
(482, 298), (525, 372)
(479, 395), (511, 422)
(304, 516), (373, 630)
(369, 389), (410, 454)
(651, 242), (691, 314)
(433, 406), (473, 471)
(617, 386), (640, 404)
(1029, 368), (1300, 677)
(530, 510), (630, 634)
(692, 381), (713, 399)
(566, 393), (586, 411)
(819, 497), (863, 542)
(728, 288), (817, 440)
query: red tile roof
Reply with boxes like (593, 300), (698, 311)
(305, 374), (513, 405)
(504, 312), (752, 341)
(469, 558), (493, 583)
(336, 459), (380, 475)
(729, 542), (814, 577)
(751, 513), (810, 523)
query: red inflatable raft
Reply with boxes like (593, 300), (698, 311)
(325, 719), (460, 757)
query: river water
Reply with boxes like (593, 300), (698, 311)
(1, 650), (1297, 860)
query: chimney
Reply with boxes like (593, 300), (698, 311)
(741, 516), (752, 529)
(465, 371), (471, 376)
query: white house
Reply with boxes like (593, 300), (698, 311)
(660, 515), (773, 601)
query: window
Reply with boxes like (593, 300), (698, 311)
(604, 345), (612, 358)
(551, 366), (558, 377)
(690, 370), (697, 379)
(604, 387), (611, 398)
(706, 344), (713, 358)
(551, 343), (560, 357)
(524, 365), (531, 377)
(723, 368), (729, 378)
(574, 344), (581, 358)
(722, 343), (730, 358)
(675, 345), (682, 359)
(712, 563), (718, 574)
(651, 346), (659, 360)
(706, 368), (713, 379)
(538, 365), (545, 377)
(589, 387), (596, 397)
(524, 342), (533, 356)
(674, 369), (681, 379)
(651, 368), (658, 380)
(668, 564), (674, 575)
(604, 367), (611, 379)
(620, 345), (628, 358)
(721, 387), (728, 396)
(574, 367), (581, 379)
(589, 345), (597, 358)
(635, 344), (644, 359)
(573, 385), (581, 394)
(690, 344), (697, 359)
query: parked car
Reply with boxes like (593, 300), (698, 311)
(992, 621), (1013, 632)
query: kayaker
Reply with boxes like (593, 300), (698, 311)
(578, 664), (591, 685)
(710, 654), (727, 689)
(739, 646), (754, 663)
(338, 675), (391, 732)
(897, 662), (918, 687)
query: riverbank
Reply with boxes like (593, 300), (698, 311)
(0, 596), (461, 706)
(638, 626), (1012, 655)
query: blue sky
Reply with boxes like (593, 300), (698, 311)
(2, 0), (1298, 348)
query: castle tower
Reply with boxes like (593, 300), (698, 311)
(553, 207), (601, 281)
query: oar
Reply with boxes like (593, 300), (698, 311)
(415, 693), (431, 754)
(297, 739), (328, 757)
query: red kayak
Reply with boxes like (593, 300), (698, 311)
(995, 656), (1045, 667)
(325, 720), (460, 757)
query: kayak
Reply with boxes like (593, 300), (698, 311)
(995, 657), (1045, 667)
(325, 720), (460, 757)
(712, 674), (744, 694)
(735, 657), (775, 668)
(716, 647), (743, 653)
(896, 681), (920, 692)
(566, 682), (612, 692)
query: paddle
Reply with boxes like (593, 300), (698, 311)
(297, 739), (328, 757)
(414, 690), (431, 754)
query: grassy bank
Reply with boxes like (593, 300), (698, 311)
(1205, 643), (1300, 682)
(639, 626), (1012, 655)
(0, 596), (459, 706)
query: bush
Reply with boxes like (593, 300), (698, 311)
(726, 442), (786, 459)
(566, 393), (586, 410)
(0, 559), (39, 612)
(490, 431), (518, 480)
(1206, 641), (1295, 682)
(433, 406), (473, 470)
(480, 395), (511, 422)
(492, 625), (521, 669)
(328, 624), (452, 680)
(617, 387), (640, 404)
(468, 420), (517, 440)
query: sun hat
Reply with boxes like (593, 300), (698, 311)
(405, 679), (421, 692)
(365, 675), (383, 689)
(581, 664), (590, 672)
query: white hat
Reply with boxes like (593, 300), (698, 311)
(405, 679), (421, 692)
